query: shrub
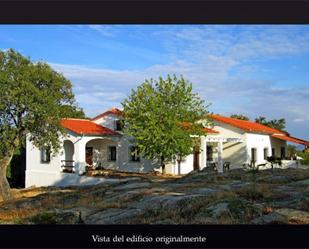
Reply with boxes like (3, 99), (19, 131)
(296, 151), (309, 165)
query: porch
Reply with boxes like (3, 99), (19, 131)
(60, 136), (121, 174)
(201, 136), (245, 173)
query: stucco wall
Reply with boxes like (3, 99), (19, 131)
(213, 121), (246, 139)
(92, 113), (120, 130)
(222, 141), (247, 169)
(26, 132), (160, 187)
(26, 135), (62, 174)
(245, 133), (286, 165)
(211, 121), (247, 169)
(270, 136), (287, 157)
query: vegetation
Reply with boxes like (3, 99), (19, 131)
(0, 49), (84, 201)
(296, 151), (309, 165)
(230, 114), (286, 132)
(230, 114), (249, 120)
(122, 75), (210, 173)
(255, 116), (286, 131)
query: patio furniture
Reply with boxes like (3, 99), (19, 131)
(61, 160), (75, 173)
(207, 161), (217, 171)
(223, 161), (231, 171)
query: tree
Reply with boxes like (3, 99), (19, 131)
(255, 116), (286, 131)
(255, 116), (268, 125)
(230, 114), (250, 121)
(122, 75), (209, 174)
(61, 104), (86, 119)
(287, 144), (297, 159)
(0, 49), (83, 201)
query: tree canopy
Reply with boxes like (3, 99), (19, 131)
(122, 75), (210, 173)
(230, 114), (250, 121)
(230, 113), (286, 132)
(0, 49), (84, 201)
(255, 116), (286, 131)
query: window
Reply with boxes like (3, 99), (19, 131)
(108, 146), (117, 161)
(272, 148), (276, 157)
(41, 147), (51, 163)
(281, 147), (286, 159)
(251, 148), (257, 162)
(263, 148), (269, 160)
(130, 146), (140, 162)
(115, 119), (123, 131)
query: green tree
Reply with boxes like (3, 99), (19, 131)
(287, 144), (297, 158)
(122, 75), (210, 174)
(230, 114), (250, 121)
(255, 116), (286, 131)
(0, 49), (83, 201)
(61, 104), (86, 119)
(255, 116), (268, 125)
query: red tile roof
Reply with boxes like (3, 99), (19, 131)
(91, 108), (123, 121)
(210, 114), (309, 146)
(61, 119), (120, 136)
(210, 114), (287, 135)
(272, 134), (309, 146)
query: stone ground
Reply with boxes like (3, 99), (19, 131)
(0, 166), (309, 224)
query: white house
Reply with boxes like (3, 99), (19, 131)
(25, 108), (309, 187)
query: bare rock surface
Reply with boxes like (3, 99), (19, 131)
(85, 208), (143, 224)
(251, 212), (288, 224)
(1, 167), (309, 224)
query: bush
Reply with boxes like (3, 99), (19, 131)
(296, 151), (309, 165)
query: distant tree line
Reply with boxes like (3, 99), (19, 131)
(230, 114), (286, 132)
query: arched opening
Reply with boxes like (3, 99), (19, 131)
(85, 138), (118, 170)
(62, 140), (75, 173)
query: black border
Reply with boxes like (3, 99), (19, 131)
(0, 0), (309, 24)
(1, 1), (309, 248)
(0, 224), (308, 248)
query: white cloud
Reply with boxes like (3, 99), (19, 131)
(49, 25), (309, 140)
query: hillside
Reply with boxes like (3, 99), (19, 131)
(0, 167), (309, 224)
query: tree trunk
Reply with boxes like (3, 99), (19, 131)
(0, 148), (15, 202)
(177, 160), (181, 175)
(161, 156), (165, 175)
(177, 155), (182, 175)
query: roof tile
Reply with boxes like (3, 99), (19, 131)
(61, 119), (120, 136)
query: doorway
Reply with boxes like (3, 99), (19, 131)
(193, 147), (200, 170)
(86, 147), (93, 165)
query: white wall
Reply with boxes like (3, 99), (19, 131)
(26, 131), (160, 187)
(245, 133), (271, 165)
(211, 121), (247, 169)
(245, 133), (286, 165)
(92, 114), (120, 130)
(270, 136), (287, 157)
(213, 121), (245, 139)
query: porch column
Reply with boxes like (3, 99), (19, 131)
(205, 140), (208, 167)
(200, 136), (207, 170)
(116, 140), (122, 170)
(217, 141), (223, 173)
(74, 140), (86, 175)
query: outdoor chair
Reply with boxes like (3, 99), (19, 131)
(223, 161), (231, 171)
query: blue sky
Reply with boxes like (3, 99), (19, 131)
(1, 25), (309, 141)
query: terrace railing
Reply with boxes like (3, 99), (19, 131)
(61, 160), (75, 173)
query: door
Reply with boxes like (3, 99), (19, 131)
(86, 147), (93, 165)
(193, 148), (200, 170)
